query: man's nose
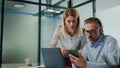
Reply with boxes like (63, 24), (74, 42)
(86, 32), (92, 36)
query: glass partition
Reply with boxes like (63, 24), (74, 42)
(0, 0), (3, 67)
(40, 0), (71, 65)
(2, 0), (38, 68)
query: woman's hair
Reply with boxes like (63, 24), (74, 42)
(62, 8), (82, 37)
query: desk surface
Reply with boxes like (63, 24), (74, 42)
(18, 67), (38, 68)
(18, 65), (44, 68)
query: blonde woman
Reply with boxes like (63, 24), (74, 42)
(49, 8), (86, 55)
(49, 8), (86, 67)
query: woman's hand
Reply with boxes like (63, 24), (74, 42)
(69, 53), (86, 68)
(60, 47), (68, 57)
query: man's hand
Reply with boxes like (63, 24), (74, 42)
(69, 53), (86, 68)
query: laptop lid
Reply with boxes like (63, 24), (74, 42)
(41, 48), (65, 68)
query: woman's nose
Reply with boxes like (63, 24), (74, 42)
(70, 22), (74, 26)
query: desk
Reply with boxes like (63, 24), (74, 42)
(18, 67), (38, 68)
(18, 65), (44, 68)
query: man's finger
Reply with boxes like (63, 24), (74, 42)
(78, 52), (84, 58)
(69, 54), (76, 63)
(69, 54), (76, 59)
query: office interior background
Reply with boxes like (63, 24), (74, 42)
(0, 0), (120, 68)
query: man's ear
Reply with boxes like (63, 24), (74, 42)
(99, 26), (103, 34)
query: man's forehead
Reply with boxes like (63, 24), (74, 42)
(84, 23), (98, 29)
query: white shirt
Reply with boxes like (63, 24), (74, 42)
(82, 34), (119, 68)
(49, 26), (86, 50)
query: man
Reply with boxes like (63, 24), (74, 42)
(69, 17), (119, 68)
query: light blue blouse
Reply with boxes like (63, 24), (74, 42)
(82, 34), (119, 68)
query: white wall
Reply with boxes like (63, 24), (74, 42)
(97, 5), (120, 47)
(77, 3), (93, 27)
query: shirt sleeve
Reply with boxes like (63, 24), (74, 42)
(48, 26), (61, 48)
(86, 36), (120, 68)
(82, 45), (109, 68)
(105, 36), (120, 65)
(81, 44), (89, 61)
(87, 61), (109, 68)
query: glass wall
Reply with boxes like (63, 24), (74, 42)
(2, 0), (38, 68)
(0, 0), (3, 67)
(40, 0), (64, 64)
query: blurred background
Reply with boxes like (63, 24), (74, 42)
(0, 0), (120, 68)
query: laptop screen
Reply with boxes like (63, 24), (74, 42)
(41, 48), (65, 68)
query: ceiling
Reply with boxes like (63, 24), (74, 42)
(0, 0), (120, 16)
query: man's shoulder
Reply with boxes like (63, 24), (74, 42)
(105, 35), (117, 41)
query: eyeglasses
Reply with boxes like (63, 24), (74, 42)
(85, 27), (99, 34)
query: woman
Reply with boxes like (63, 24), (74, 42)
(49, 8), (86, 55)
(49, 8), (86, 68)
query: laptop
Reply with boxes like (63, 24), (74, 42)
(41, 48), (65, 68)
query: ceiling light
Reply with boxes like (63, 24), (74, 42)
(46, 9), (61, 13)
(13, 3), (25, 8)
(54, 10), (61, 13)
(46, 9), (55, 12)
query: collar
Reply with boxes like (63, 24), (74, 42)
(88, 34), (105, 48)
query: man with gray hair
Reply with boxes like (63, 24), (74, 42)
(69, 17), (120, 68)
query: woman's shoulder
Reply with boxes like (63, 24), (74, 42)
(55, 25), (63, 31)
(54, 25), (63, 35)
